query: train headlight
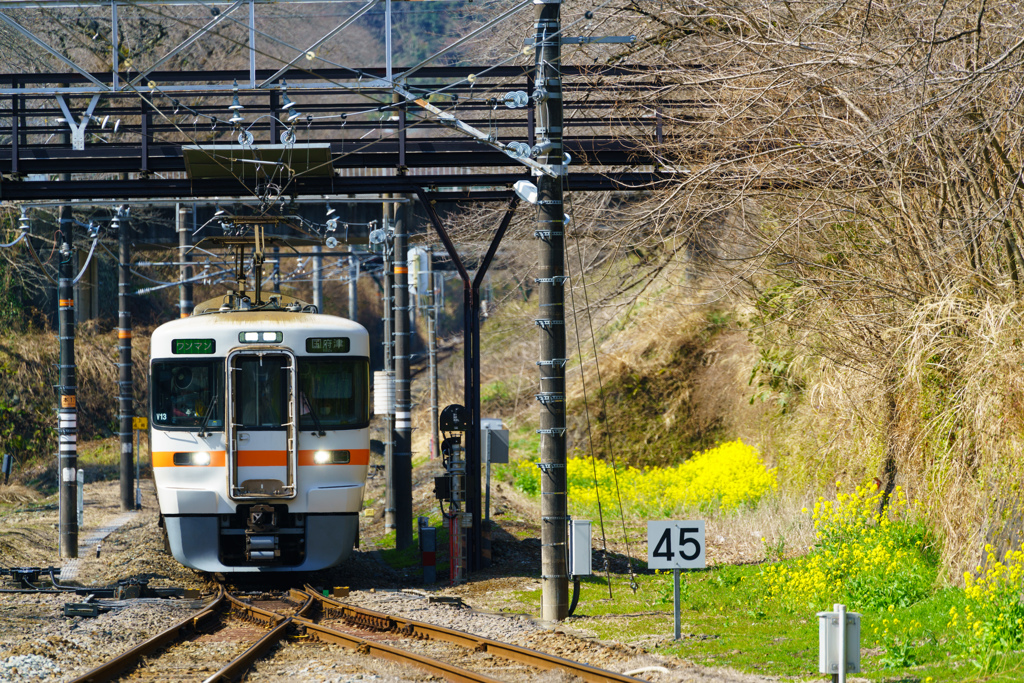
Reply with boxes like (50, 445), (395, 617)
(313, 450), (350, 464)
(240, 331), (284, 343)
(173, 451), (212, 466)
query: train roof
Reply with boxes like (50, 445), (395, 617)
(150, 292), (368, 358)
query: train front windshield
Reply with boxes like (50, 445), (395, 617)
(152, 360), (224, 430)
(298, 358), (369, 429)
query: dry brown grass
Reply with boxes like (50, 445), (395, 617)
(0, 484), (40, 506)
(0, 324), (151, 472)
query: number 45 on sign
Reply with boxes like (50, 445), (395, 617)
(647, 520), (706, 569)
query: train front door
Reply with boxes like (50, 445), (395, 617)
(226, 349), (298, 500)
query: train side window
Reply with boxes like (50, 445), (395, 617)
(151, 360), (224, 430)
(297, 357), (369, 430)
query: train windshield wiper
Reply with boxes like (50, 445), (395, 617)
(197, 386), (219, 438)
(302, 393), (327, 437)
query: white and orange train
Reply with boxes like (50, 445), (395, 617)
(149, 293), (370, 572)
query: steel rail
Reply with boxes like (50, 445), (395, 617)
(69, 585), (226, 683)
(215, 588), (507, 683)
(291, 614), (504, 683)
(305, 588), (646, 683)
(204, 589), (314, 683)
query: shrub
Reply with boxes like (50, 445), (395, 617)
(949, 543), (1024, 666)
(762, 484), (938, 611)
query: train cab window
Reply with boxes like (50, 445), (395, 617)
(297, 357), (369, 430)
(233, 356), (289, 429)
(152, 360), (224, 430)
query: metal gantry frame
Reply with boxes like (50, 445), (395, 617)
(2, 0), (666, 614)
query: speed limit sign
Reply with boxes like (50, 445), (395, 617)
(647, 520), (706, 569)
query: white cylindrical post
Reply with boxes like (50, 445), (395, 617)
(76, 469), (84, 527)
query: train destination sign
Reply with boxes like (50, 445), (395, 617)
(306, 337), (350, 353)
(172, 338), (216, 354)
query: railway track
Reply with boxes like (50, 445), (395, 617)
(70, 586), (647, 683)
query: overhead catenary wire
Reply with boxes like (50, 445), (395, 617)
(564, 212), (614, 600)
(565, 183), (640, 592)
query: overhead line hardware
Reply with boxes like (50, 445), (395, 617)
(523, 36), (637, 45)
(393, 84), (563, 178)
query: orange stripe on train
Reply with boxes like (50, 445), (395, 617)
(151, 449), (369, 467)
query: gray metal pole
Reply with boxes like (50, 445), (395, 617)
(58, 203), (78, 558)
(427, 248), (439, 463)
(674, 569), (682, 640)
(273, 245), (281, 294)
(348, 254), (359, 320)
(394, 200), (413, 550)
(312, 244), (324, 312)
(116, 208), (134, 511)
(535, 0), (568, 622)
(177, 205), (193, 317)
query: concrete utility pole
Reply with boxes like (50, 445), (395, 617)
(393, 199), (413, 550)
(383, 207), (396, 535)
(177, 205), (193, 317)
(116, 208), (134, 511)
(427, 247), (440, 462)
(58, 203), (78, 558)
(534, 0), (569, 621)
(312, 244), (324, 312)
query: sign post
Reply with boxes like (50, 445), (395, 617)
(132, 416), (147, 508)
(647, 520), (706, 640)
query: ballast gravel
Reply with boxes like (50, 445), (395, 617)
(0, 479), (798, 683)
(1, 654), (61, 682)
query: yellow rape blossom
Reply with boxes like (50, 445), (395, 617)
(511, 439), (776, 518)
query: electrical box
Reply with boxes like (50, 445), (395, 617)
(566, 519), (592, 576)
(817, 608), (861, 674)
(408, 247), (431, 296)
(433, 475), (452, 502)
(482, 428), (509, 464)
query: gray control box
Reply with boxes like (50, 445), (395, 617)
(567, 519), (592, 576)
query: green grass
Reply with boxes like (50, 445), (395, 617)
(376, 510), (451, 574)
(513, 563), (1024, 681)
